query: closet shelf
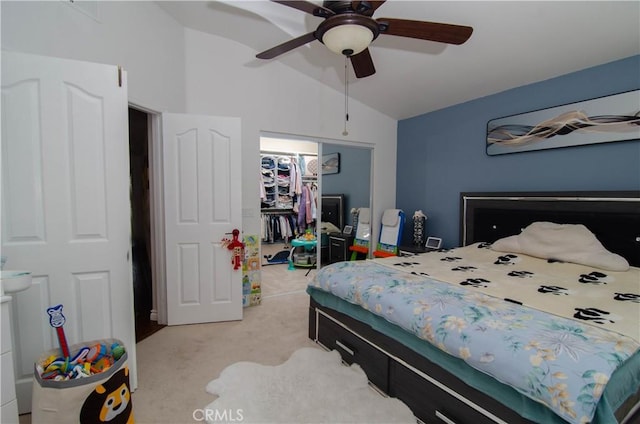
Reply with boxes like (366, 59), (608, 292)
(260, 151), (318, 244)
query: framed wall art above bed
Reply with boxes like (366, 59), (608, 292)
(307, 191), (640, 424)
(486, 90), (640, 155)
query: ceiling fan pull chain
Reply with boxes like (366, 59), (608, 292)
(343, 56), (349, 136)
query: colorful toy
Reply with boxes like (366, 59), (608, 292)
(41, 355), (57, 369)
(111, 342), (125, 361)
(221, 229), (245, 270)
(302, 228), (316, 241)
(92, 357), (113, 373)
(37, 341), (126, 381)
(47, 304), (70, 358)
(86, 343), (107, 362)
(40, 305), (127, 381)
(70, 346), (90, 364)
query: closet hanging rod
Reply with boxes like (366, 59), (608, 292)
(261, 209), (295, 214)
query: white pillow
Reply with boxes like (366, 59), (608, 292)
(491, 221), (629, 271)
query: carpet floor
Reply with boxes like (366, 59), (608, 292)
(132, 250), (319, 423)
(133, 293), (318, 423)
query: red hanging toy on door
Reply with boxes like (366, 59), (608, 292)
(222, 229), (245, 270)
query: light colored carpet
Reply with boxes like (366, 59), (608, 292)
(204, 347), (416, 424)
(131, 255), (319, 423)
(260, 242), (315, 299)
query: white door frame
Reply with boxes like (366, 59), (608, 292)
(128, 104), (168, 325)
(149, 112), (167, 325)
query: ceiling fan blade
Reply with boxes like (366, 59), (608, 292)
(256, 32), (317, 59)
(378, 18), (473, 45)
(352, 1), (386, 16)
(271, 0), (335, 18)
(350, 48), (376, 78)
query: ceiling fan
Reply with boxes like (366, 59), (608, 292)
(256, 0), (473, 78)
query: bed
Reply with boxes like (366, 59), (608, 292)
(307, 191), (640, 424)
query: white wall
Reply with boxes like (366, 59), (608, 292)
(1, 1), (186, 112)
(1, 0), (397, 248)
(182, 28), (397, 237)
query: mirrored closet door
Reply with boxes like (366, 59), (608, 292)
(259, 136), (372, 269)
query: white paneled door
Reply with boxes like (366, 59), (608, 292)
(162, 114), (242, 325)
(1, 51), (136, 412)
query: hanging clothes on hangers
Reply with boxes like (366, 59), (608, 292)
(304, 184), (313, 226)
(297, 186), (307, 229)
(290, 157), (302, 196)
(309, 183), (318, 222)
(261, 211), (299, 245)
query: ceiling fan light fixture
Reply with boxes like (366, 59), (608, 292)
(322, 24), (374, 56)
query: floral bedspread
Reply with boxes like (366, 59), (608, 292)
(310, 253), (639, 424)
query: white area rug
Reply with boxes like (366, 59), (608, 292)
(204, 347), (416, 424)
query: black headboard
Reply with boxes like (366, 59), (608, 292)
(460, 191), (640, 267)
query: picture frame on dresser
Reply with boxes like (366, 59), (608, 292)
(425, 236), (442, 250)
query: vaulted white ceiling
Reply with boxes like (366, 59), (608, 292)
(158, 1), (640, 120)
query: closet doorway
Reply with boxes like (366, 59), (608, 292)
(260, 136), (318, 299)
(259, 134), (372, 299)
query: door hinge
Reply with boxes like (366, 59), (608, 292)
(117, 66), (123, 87)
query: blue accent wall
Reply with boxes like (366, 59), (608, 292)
(397, 55), (640, 248)
(323, 143), (372, 228)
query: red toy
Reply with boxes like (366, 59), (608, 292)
(222, 229), (245, 270)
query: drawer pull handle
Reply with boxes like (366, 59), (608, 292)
(435, 410), (457, 424)
(335, 340), (355, 356)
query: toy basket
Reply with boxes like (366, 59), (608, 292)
(31, 338), (134, 424)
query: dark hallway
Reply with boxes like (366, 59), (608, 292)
(129, 108), (164, 341)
